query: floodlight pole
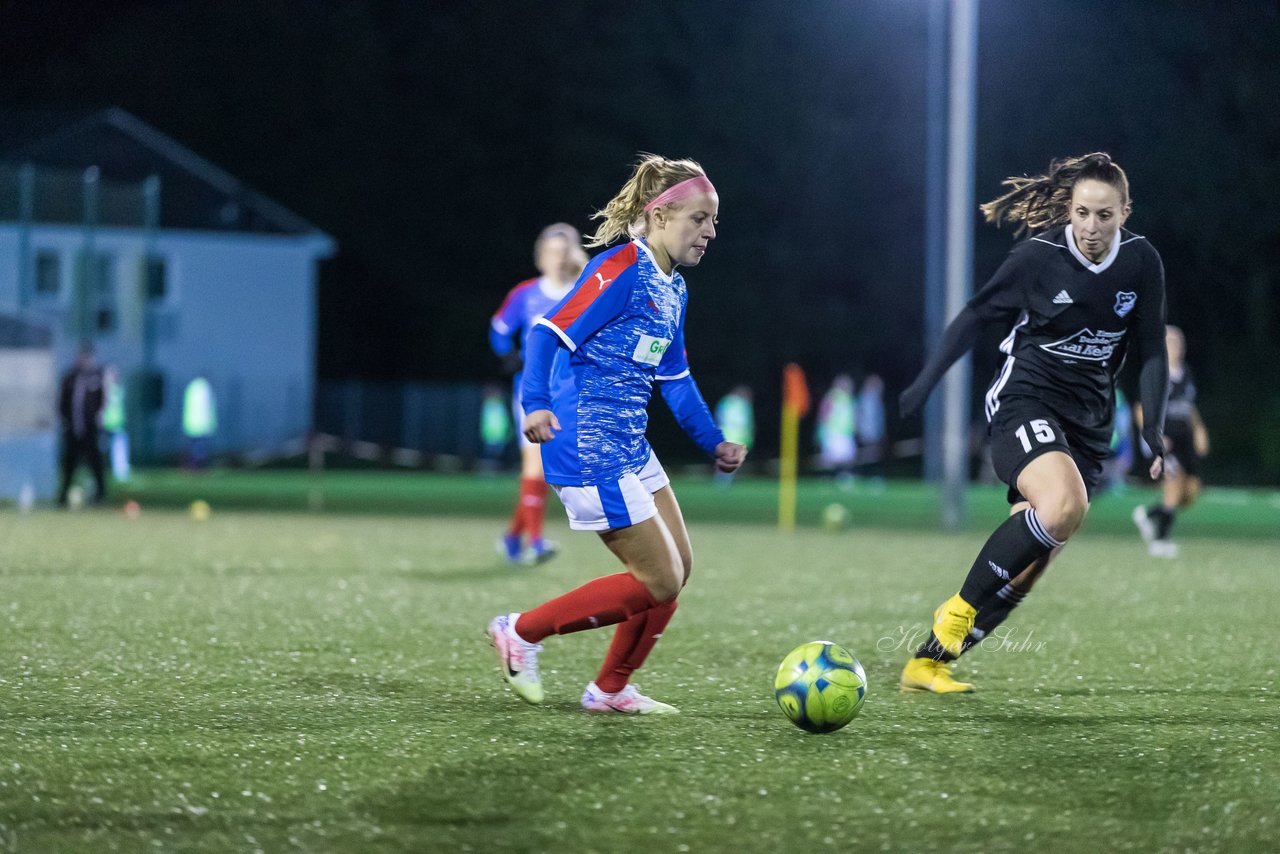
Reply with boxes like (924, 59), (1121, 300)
(922, 0), (947, 484)
(942, 0), (978, 530)
(925, 0), (979, 531)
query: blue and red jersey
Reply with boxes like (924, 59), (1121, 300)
(522, 239), (722, 486)
(490, 276), (574, 401)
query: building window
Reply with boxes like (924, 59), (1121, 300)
(93, 252), (117, 333)
(145, 255), (168, 301)
(34, 251), (60, 299)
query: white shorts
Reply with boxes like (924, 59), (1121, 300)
(553, 452), (670, 531)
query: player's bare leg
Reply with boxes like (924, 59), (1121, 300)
(585, 491), (686, 714)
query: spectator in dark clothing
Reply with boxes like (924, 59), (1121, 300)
(58, 346), (106, 506)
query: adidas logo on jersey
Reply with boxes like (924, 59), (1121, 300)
(1052, 290), (1073, 305)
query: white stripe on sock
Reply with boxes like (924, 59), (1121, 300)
(1024, 508), (1064, 549)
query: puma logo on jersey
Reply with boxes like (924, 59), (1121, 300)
(594, 272), (612, 290)
(1052, 290), (1073, 305)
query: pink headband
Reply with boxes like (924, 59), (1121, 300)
(643, 175), (717, 211)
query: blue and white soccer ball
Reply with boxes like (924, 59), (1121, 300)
(774, 640), (867, 733)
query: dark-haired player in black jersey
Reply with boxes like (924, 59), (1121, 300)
(897, 152), (1169, 693)
(1132, 325), (1208, 559)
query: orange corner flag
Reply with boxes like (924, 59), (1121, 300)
(782, 363), (810, 417)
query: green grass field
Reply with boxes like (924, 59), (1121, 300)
(2, 473), (1278, 851)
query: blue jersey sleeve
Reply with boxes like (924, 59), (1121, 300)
(656, 323), (722, 455)
(655, 323), (691, 381)
(520, 324), (562, 415)
(490, 281), (533, 356)
(540, 244), (639, 351)
(660, 374), (724, 456)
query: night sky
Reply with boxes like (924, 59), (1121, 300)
(2, 1), (1278, 480)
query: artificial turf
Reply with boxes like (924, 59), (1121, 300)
(1, 474), (1277, 851)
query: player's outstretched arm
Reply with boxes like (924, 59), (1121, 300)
(899, 306), (983, 417)
(658, 373), (725, 458)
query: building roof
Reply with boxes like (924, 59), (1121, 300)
(0, 107), (332, 239)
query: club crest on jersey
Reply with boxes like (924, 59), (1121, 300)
(632, 334), (671, 366)
(1039, 328), (1126, 362)
(1114, 291), (1137, 317)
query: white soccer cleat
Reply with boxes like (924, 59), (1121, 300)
(581, 682), (679, 715)
(1132, 505), (1157, 545)
(487, 613), (544, 704)
(1148, 539), (1180, 559)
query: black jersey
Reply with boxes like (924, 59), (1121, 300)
(1166, 366), (1196, 424)
(971, 223), (1166, 443)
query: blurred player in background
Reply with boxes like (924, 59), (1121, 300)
(817, 374), (857, 489)
(102, 363), (130, 483)
(57, 344), (106, 506)
(489, 154), (746, 714)
(489, 223), (588, 565)
(897, 153), (1169, 693)
(855, 373), (887, 488)
(1100, 388), (1133, 493)
(1132, 325), (1209, 558)
(714, 385), (754, 486)
(477, 383), (513, 473)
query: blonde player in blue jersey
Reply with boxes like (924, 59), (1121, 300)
(489, 223), (588, 565)
(488, 154), (746, 714)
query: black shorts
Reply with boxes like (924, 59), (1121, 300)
(988, 398), (1109, 505)
(1163, 419), (1202, 478)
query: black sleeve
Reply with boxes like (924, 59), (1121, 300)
(898, 241), (1035, 417)
(1135, 247), (1169, 456)
(899, 306), (983, 416)
(966, 239), (1040, 322)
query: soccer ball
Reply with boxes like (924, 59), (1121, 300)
(821, 502), (849, 532)
(774, 641), (867, 733)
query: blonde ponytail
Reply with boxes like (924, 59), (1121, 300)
(588, 153), (707, 247)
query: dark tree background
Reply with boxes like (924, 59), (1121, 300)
(2, 0), (1277, 481)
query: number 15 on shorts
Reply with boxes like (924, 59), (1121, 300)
(1014, 419), (1057, 453)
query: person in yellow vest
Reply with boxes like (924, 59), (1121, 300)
(102, 365), (130, 482)
(183, 375), (217, 470)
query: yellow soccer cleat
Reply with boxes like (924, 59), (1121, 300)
(932, 593), (978, 657)
(900, 657), (974, 693)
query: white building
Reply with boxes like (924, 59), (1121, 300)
(0, 107), (335, 471)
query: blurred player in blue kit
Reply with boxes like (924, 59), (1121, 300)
(488, 154), (746, 714)
(489, 223), (588, 565)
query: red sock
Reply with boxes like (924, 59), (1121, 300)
(522, 477), (547, 542)
(507, 477), (542, 537)
(595, 597), (678, 693)
(515, 573), (658, 643)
